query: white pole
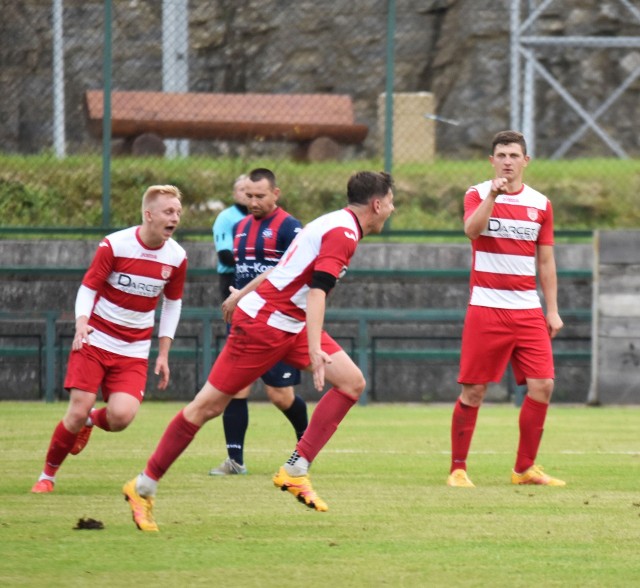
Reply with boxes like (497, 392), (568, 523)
(162, 0), (189, 158)
(522, 59), (535, 157)
(509, 0), (521, 131)
(521, 0), (536, 157)
(52, 0), (66, 158)
(587, 230), (600, 405)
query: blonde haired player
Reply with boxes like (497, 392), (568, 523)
(31, 185), (187, 493)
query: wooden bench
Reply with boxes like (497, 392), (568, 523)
(84, 90), (368, 159)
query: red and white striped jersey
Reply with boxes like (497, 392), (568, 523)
(464, 180), (554, 310)
(238, 208), (361, 333)
(82, 226), (188, 358)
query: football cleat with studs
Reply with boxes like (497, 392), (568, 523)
(122, 478), (159, 532)
(272, 466), (328, 512)
(511, 464), (566, 486)
(31, 479), (55, 493)
(447, 468), (476, 488)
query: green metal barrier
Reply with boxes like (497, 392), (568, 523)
(0, 266), (594, 281)
(0, 306), (592, 404)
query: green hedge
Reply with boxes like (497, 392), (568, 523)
(1, 154), (638, 232)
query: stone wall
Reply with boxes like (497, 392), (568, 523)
(1, 0), (638, 157)
(588, 231), (640, 404)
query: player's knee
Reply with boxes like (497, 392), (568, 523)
(63, 411), (89, 433)
(106, 409), (136, 431)
(528, 378), (554, 402)
(65, 396), (95, 429)
(64, 405), (92, 431)
(344, 372), (366, 398)
(271, 396), (292, 410)
(461, 384), (486, 406)
(266, 386), (294, 410)
(187, 395), (228, 424)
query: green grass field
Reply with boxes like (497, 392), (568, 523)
(2, 401), (640, 587)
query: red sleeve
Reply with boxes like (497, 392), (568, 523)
(163, 256), (188, 300)
(463, 188), (481, 222)
(315, 227), (358, 278)
(537, 199), (554, 246)
(82, 239), (115, 290)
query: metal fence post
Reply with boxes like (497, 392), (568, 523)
(44, 311), (58, 403)
(101, 0), (113, 228)
(201, 314), (213, 388)
(357, 316), (369, 405)
(383, 0), (396, 175)
(52, 0), (66, 158)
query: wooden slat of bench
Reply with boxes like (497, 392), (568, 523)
(85, 90), (368, 143)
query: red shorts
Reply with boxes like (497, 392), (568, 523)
(64, 344), (148, 402)
(458, 305), (554, 386)
(208, 309), (342, 395)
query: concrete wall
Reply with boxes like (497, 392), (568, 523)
(0, 239), (593, 403)
(589, 231), (640, 404)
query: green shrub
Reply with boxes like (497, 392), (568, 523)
(1, 154), (638, 232)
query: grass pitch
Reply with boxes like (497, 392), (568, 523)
(1, 401), (640, 587)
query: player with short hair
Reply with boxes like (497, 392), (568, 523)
(31, 185), (187, 494)
(209, 168), (308, 476)
(122, 170), (395, 531)
(447, 130), (565, 488)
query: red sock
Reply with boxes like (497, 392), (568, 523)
(450, 399), (479, 473)
(296, 387), (356, 463)
(90, 407), (111, 431)
(145, 410), (201, 481)
(42, 421), (77, 477)
(515, 395), (548, 473)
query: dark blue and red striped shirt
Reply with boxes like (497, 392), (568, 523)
(233, 207), (302, 288)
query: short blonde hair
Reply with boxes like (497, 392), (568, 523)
(141, 185), (183, 215)
(234, 174), (248, 189)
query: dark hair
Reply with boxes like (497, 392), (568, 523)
(347, 171), (394, 205)
(491, 130), (527, 156)
(249, 168), (276, 189)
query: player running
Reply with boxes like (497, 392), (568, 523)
(122, 170), (394, 531)
(31, 185), (187, 494)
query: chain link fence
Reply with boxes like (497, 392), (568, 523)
(1, 0), (638, 402)
(1, 0), (639, 232)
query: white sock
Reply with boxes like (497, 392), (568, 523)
(85, 408), (96, 427)
(39, 473), (56, 483)
(284, 456), (310, 476)
(136, 472), (158, 497)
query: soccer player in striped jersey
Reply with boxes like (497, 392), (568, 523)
(123, 171), (394, 531)
(31, 185), (187, 494)
(209, 168), (308, 476)
(447, 130), (566, 488)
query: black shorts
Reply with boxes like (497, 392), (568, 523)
(261, 360), (301, 387)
